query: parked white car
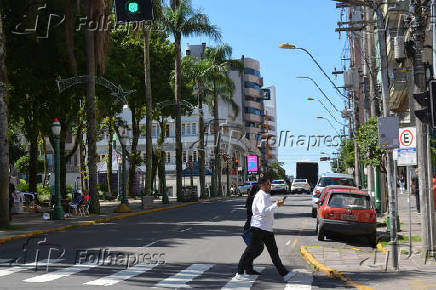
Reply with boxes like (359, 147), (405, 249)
(311, 173), (356, 217)
(291, 179), (311, 194)
(237, 181), (258, 195)
(270, 180), (289, 195)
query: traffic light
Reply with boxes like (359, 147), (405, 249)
(413, 91), (430, 123)
(114, 0), (154, 23)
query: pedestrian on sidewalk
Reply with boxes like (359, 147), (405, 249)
(235, 177), (296, 282)
(399, 175), (405, 194)
(411, 169), (420, 213)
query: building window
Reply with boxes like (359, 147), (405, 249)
(188, 152), (193, 162)
(152, 125), (157, 137)
(186, 123), (191, 136)
(166, 152), (171, 163)
(193, 151), (197, 162)
(244, 68), (261, 78)
(191, 123), (197, 135)
(245, 82), (262, 90)
(182, 124), (186, 136)
(245, 107), (263, 116)
(183, 151), (187, 163)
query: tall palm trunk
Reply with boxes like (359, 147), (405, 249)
(28, 132), (38, 194)
(106, 120), (113, 196)
(213, 83), (222, 196)
(158, 119), (166, 194)
(86, 1), (100, 214)
(41, 134), (48, 188)
(144, 28), (153, 198)
(197, 83), (206, 199)
(0, 12), (9, 227)
(128, 112), (139, 197)
(174, 33), (183, 202)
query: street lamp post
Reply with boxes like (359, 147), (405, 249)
(52, 118), (65, 220)
(115, 129), (130, 213)
(280, 44), (348, 99)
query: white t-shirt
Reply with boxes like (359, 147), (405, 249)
(250, 190), (278, 232)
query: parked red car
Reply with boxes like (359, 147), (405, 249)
(312, 185), (358, 218)
(316, 188), (377, 247)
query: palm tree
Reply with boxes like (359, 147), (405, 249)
(85, 0), (111, 214)
(144, 1), (163, 199)
(181, 56), (213, 199)
(0, 11), (9, 227)
(160, 0), (221, 201)
(203, 45), (243, 196)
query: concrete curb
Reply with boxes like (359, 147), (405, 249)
(300, 246), (374, 290)
(0, 196), (236, 245)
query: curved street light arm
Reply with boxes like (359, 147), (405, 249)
(297, 76), (342, 112)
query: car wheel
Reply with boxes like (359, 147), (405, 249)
(317, 224), (325, 241)
(368, 233), (377, 248)
(311, 208), (317, 218)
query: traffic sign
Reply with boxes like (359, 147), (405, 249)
(377, 117), (400, 149)
(399, 127), (416, 149)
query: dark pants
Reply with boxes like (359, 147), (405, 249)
(415, 190), (420, 213)
(238, 227), (288, 276)
(9, 199), (13, 221)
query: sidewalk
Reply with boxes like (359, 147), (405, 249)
(302, 191), (436, 289)
(0, 196), (231, 244)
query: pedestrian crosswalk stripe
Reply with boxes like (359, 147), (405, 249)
(24, 263), (99, 283)
(0, 259), (63, 278)
(84, 263), (159, 286)
(154, 263), (213, 289)
(284, 269), (313, 290)
(221, 267), (265, 290)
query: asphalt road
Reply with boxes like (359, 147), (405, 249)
(0, 194), (374, 289)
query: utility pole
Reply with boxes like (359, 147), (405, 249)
(373, 4), (399, 271)
(410, 0), (433, 256)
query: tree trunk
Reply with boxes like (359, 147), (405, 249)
(106, 120), (113, 197)
(79, 134), (86, 191)
(158, 119), (166, 194)
(42, 135), (48, 188)
(144, 28), (153, 198)
(86, 2), (100, 214)
(0, 12), (9, 227)
(213, 83), (222, 196)
(60, 135), (67, 199)
(198, 84), (206, 199)
(174, 33), (183, 202)
(127, 111), (139, 197)
(28, 133), (38, 194)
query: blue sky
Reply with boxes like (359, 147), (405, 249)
(184, 0), (349, 176)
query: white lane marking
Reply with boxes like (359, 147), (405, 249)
(286, 240), (291, 246)
(24, 263), (99, 283)
(284, 269), (313, 290)
(0, 259), (63, 277)
(179, 227), (192, 232)
(154, 264), (213, 288)
(84, 263), (158, 286)
(221, 267), (265, 289)
(144, 240), (160, 247)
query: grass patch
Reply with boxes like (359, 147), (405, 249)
(378, 235), (422, 247)
(0, 225), (25, 231)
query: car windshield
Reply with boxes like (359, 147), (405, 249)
(272, 180), (284, 184)
(294, 179), (306, 183)
(328, 193), (371, 209)
(319, 177), (355, 187)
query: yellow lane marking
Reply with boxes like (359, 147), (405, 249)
(300, 246), (374, 290)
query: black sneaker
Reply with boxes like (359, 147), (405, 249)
(245, 269), (262, 275)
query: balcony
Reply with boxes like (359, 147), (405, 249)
(389, 69), (409, 112)
(244, 113), (262, 123)
(245, 100), (262, 110)
(244, 88), (263, 99)
(244, 74), (263, 87)
(246, 126), (261, 134)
